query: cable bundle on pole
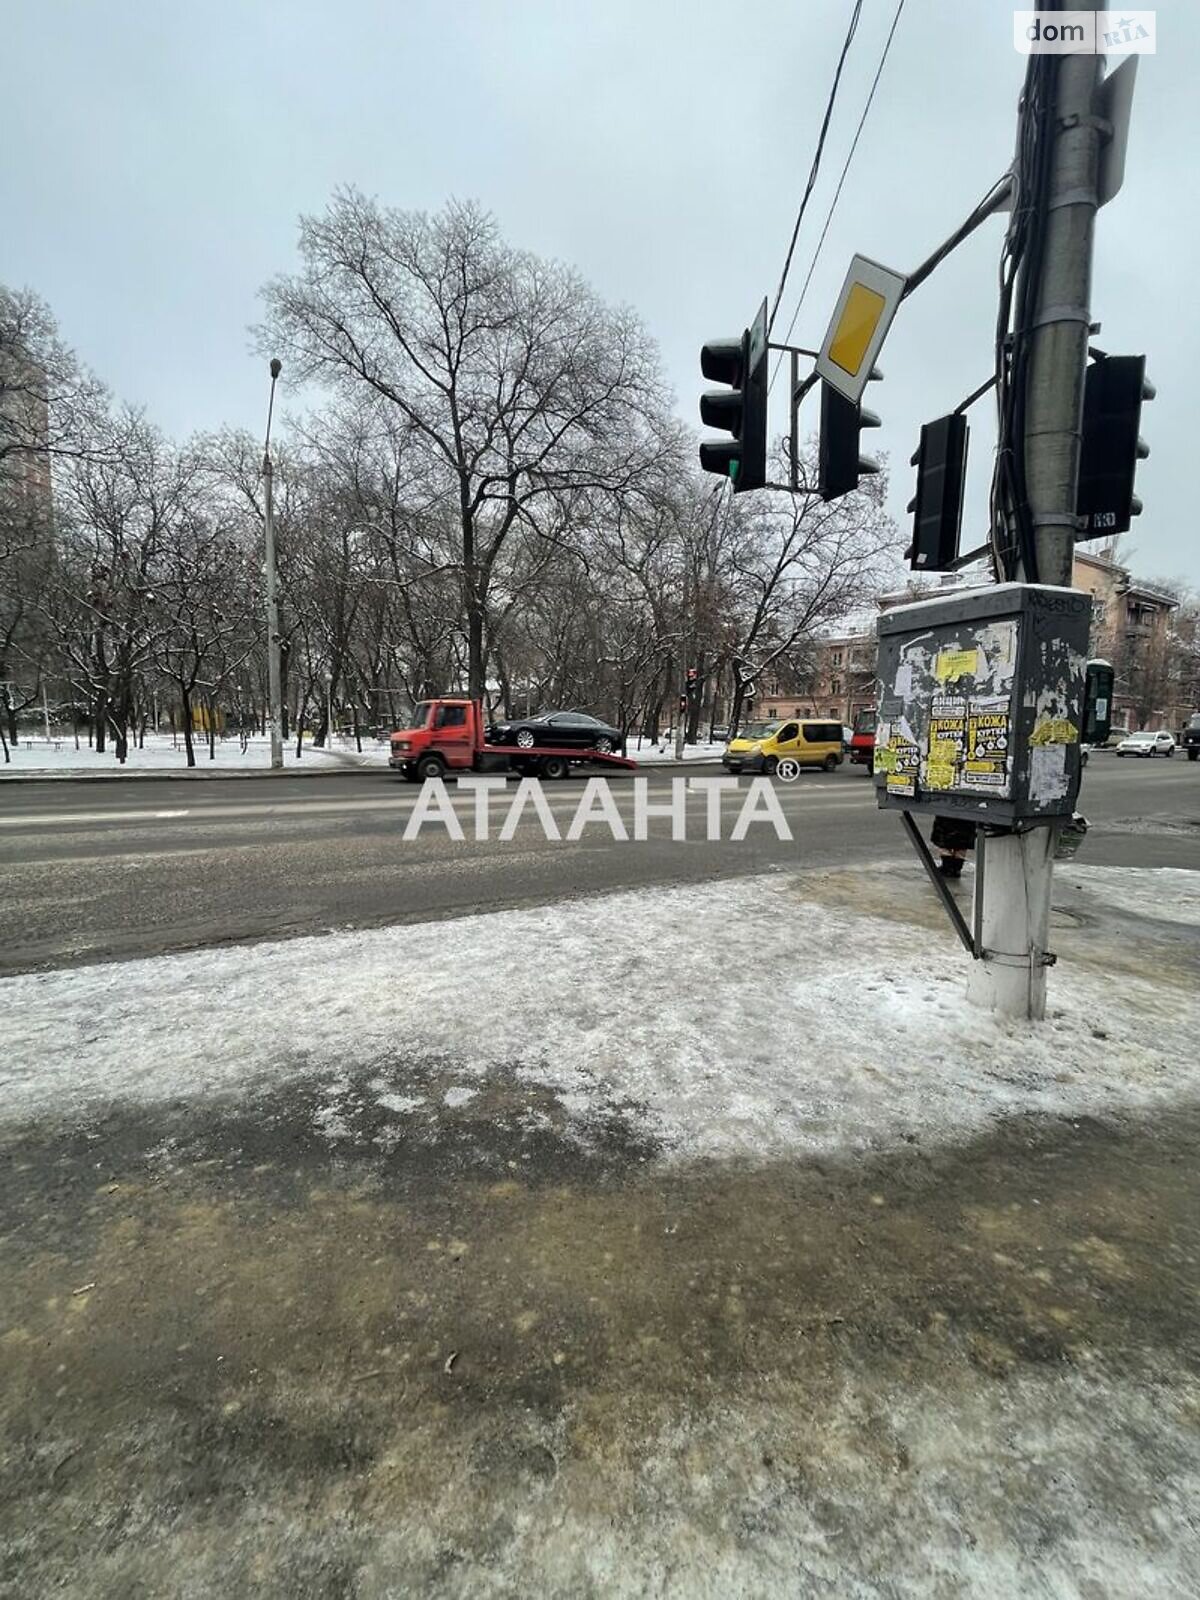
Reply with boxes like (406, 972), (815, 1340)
(991, 42), (1059, 583)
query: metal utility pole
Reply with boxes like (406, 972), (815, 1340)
(674, 555), (689, 763)
(262, 359), (284, 772)
(1023, 47), (1104, 587)
(967, 20), (1104, 1021)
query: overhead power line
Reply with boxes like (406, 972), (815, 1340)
(766, 0), (864, 338)
(772, 0), (907, 384)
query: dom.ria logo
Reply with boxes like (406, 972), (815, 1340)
(1014, 11), (1156, 54)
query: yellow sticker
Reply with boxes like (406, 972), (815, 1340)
(1030, 718), (1079, 746)
(935, 647), (981, 683)
(925, 762), (955, 791)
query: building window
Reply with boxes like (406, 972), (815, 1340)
(831, 651), (843, 666)
(766, 707), (777, 717)
(831, 677), (841, 694)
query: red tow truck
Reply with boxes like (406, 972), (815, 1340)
(849, 708), (876, 774)
(389, 697), (638, 782)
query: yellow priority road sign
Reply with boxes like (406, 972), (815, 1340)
(817, 255), (907, 405)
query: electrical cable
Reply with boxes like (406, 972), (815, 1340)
(766, 0), (864, 338)
(990, 23), (1059, 586)
(769, 0), (906, 392)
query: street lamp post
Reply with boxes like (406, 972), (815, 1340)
(262, 359), (284, 771)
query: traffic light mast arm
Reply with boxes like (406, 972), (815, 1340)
(900, 173), (1014, 302)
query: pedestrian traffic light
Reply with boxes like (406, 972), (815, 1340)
(1076, 354), (1153, 537)
(699, 299), (768, 494)
(817, 377), (880, 502)
(1083, 658), (1114, 745)
(907, 413), (969, 571)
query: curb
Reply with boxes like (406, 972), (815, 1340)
(0, 764), (382, 786)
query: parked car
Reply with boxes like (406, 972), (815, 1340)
(1183, 713), (1200, 762)
(710, 726), (731, 743)
(1116, 729), (1176, 758)
(722, 717), (843, 775)
(486, 710), (625, 754)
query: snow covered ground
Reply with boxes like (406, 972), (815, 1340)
(1, 732), (725, 775)
(625, 737), (727, 764)
(0, 732), (381, 775)
(6, 865), (1200, 1596)
(7, 866), (1198, 1155)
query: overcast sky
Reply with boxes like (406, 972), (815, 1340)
(3, 0), (1196, 584)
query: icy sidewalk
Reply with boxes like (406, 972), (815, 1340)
(5, 864), (1200, 1597)
(6, 862), (1198, 1155)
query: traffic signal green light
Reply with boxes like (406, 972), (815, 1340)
(699, 300), (768, 494)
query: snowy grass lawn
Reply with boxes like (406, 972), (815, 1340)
(0, 732), (383, 775)
(0, 735), (723, 776)
(625, 738), (727, 764)
(6, 868), (1199, 1155)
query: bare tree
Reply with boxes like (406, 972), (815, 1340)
(46, 411), (194, 760)
(258, 192), (673, 699)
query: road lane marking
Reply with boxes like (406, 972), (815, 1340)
(0, 781), (878, 832)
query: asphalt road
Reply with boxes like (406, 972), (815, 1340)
(2, 756), (1197, 974)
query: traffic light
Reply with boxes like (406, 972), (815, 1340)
(817, 378), (880, 502)
(699, 299), (768, 494)
(907, 414), (969, 571)
(1076, 354), (1153, 537)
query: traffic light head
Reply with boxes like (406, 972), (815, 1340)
(698, 300), (768, 493)
(1083, 658), (1114, 745)
(1076, 354), (1153, 537)
(818, 379), (881, 502)
(907, 413), (969, 571)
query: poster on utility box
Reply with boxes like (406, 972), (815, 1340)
(876, 620), (1017, 801)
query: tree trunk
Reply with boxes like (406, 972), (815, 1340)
(467, 600), (486, 702)
(207, 699), (216, 760)
(729, 679), (749, 738)
(181, 689), (196, 767)
(94, 695), (106, 754)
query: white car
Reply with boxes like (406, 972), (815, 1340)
(1116, 729), (1176, 758)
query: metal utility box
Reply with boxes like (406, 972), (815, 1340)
(874, 583), (1091, 825)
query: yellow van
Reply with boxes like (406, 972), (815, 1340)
(721, 717), (844, 775)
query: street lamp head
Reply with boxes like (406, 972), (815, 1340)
(269, 358), (282, 380)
